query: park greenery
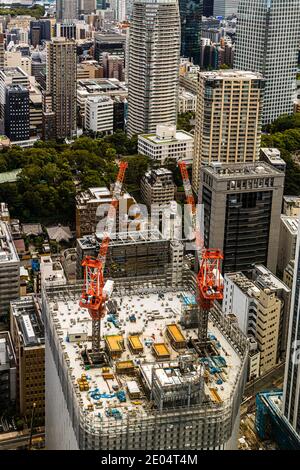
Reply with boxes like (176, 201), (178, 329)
(0, 132), (146, 225)
(261, 113), (300, 195)
(177, 111), (195, 133)
(0, 4), (45, 17)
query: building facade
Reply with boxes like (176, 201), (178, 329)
(46, 37), (77, 140)
(0, 331), (16, 411)
(85, 95), (114, 135)
(56, 0), (78, 21)
(141, 168), (176, 209)
(179, 0), (203, 65)
(201, 162), (284, 274)
(138, 125), (194, 165)
(193, 70), (264, 193)
(127, 0), (180, 137)
(213, 0), (238, 17)
(234, 0), (300, 125)
(4, 85), (30, 142)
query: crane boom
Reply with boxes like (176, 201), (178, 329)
(178, 161), (223, 343)
(80, 161), (128, 352)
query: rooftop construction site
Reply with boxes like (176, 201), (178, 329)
(43, 273), (248, 450)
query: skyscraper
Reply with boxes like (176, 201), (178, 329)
(213, 0), (238, 17)
(56, 0), (78, 21)
(234, 0), (300, 125)
(283, 220), (300, 435)
(179, 0), (203, 65)
(4, 85), (30, 142)
(127, 0), (180, 137)
(193, 70), (264, 193)
(46, 37), (77, 140)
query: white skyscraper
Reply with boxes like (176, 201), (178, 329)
(283, 218), (300, 436)
(234, 0), (300, 125)
(213, 0), (239, 17)
(127, 0), (180, 137)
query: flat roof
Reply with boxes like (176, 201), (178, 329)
(0, 221), (19, 263)
(44, 285), (242, 421)
(281, 215), (299, 235)
(139, 130), (194, 145)
(204, 162), (283, 178)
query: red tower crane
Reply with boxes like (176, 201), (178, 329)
(80, 161), (128, 352)
(178, 161), (223, 342)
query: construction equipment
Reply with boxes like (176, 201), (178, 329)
(178, 161), (223, 343)
(79, 161), (128, 352)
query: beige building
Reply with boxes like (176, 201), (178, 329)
(76, 186), (136, 238)
(10, 295), (45, 422)
(46, 37), (77, 140)
(4, 51), (31, 75)
(223, 271), (281, 376)
(277, 215), (298, 276)
(76, 60), (103, 80)
(193, 70), (264, 193)
(283, 196), (300, 217)
(141, 168), (175, 209)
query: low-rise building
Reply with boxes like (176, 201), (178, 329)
(75, 186), (136, 238)
(138, 125), (194, 165)
(283, 196), (300, 217)
(178, 88), (197, 114)
(141, 168), (176, 209)
(0, 221), (20, 323)
(260, 148), (286, 172)
(10, 295), (45, 421)
(76, 60), (103, 80)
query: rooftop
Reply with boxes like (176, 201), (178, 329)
(139, 130), (193, 145)
(280, 215), (299, 235)
(78, 229), (165, 250)
(44, 284), (242, 421)
(11, 296), (44, 348)
(0, 221), (19, 263)
(254, 265), (291, 294)
(204, 161), (283, 178)
(200, 69), (264, 81)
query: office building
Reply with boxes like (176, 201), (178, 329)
(75, 186), (136, 238)
(179, 0), (203, 65)
(85, 95), (114, 135)
(277, 216), (298, 277)
(213, 0), (238, 17)
(56, 0), (78, 21)
(223, 271), (281, 375)
(29, 20), (51, 47)
(102, 53), (124, 81)
(79, 0), (96, 15)
(46, 37), (77, 140)
(138, 125), (194, 165)
(127, 0), (180, 137)
(43, 267), (248, 450)
(0, 332), (16, 410)
(94, 33), (126, 62)
(178, 88), (197, 114)
(283, 219), (300, 436)
(0, 221), (20, 323)
(193, 70), (264, 193)
(234, 0), (300, 125)
(10, 295), (45, 421)
(203, 0), (214, 16)
(113, 96), (127, 132)
(4, 85), (30, 142)
(0, 67), (30, 133)
(76, 61), (103, 80)
(201, 162), (284, 274)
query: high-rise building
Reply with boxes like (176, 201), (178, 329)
(179, 0), (203, 65)
(234, 0), (300, 125)
(127, 0), (180, 137)
(10, 296), (45, 422)
(213, 0), (238, 17)
(0, 67), (30, 134)
(29, 20), (51, 47)
(46, 37), (77, 140)
(4, 85), (30, 142)
(56, 0), (78, 21)
(85, 95), (114, 135)
(0, 331), (16, 411)
(200, 162), (284, 274)
(79, 0), (96, 15)
(193, 70), (264, 193)
(283, 220), (300, 435)
(203, 0), (214, 16)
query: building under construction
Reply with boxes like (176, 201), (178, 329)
(76, 229), (184, 286)
(43, 268), (248, 450)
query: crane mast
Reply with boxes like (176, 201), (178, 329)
(80, 161), (128, 352)
(178, 161), (223, 343)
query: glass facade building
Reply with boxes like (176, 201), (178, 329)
(179, 0), (203, 65)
